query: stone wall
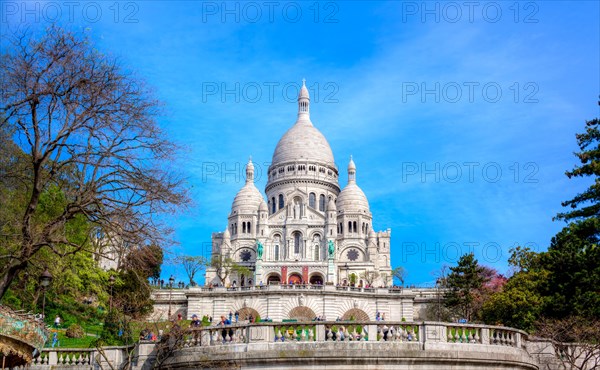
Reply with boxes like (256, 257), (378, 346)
(151, 286), (440, 322)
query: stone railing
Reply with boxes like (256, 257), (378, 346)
(19, 323), (538, 370)
(26, 345), (134, 370)
(179, 321), (528, 347)
(157, 321), (538, 370)
(188, 285), (406, 294)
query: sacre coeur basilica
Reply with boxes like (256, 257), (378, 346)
(205, 80), (392, 289)
(153, 81), (436, 322)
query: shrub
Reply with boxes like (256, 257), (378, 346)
(66, 324), (85, 338)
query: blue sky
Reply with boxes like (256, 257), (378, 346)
(2, 1), (599, 285)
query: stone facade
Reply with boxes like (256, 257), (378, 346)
(205, 80), (392, 288)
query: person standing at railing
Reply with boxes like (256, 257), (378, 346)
(218, 316), (233, 343)
(190, 314), (201, 344)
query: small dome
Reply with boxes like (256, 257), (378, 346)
(299, 78), (310, 99)
(259, 199), (268, 212)
(231, 184), (264, 214)
(337, 157), (369, 213)
(223, 228), (231, 239)
(348, 156), (356, 171)
(337, 183), (370, 213)
(327, 197), (337, 211)
(232, 157), (263, 213)
(369, 229), (376, 238)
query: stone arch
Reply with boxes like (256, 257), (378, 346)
(288, 306), (316, 321)
(288, 272), (302, 284)
(266, 272), (281, 285)
(341, 308), (369, 321)
(309, 272), (324, 285)
(237, 307), (260, 321)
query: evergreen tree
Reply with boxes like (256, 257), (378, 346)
(444, 253), (488, 322)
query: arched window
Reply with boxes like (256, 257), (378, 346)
(340, 223), (343, 233)
(234, 223), (238, 234)
(271, 197), (276, 214)
(279, 194), (284, 209)
(353, 221), (357, 233)
(309, 193), (316, 208)
(348, 221), (352, 233)
(314, 245), (319, 260)
(248, 222), (252, 233)
(242, 222), (246, 233)
(319, 194), (326, 211)
(274, 245), (280, 261)
(293, 232), (301, 254)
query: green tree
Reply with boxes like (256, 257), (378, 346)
(542, 219), (600, 319)
(555, 112), (600, 222)
(481, 246), (547, 331)
(444, 253), (488, 322)
(546, 104), (600, 320)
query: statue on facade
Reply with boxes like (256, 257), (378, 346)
(328, 240), (335, 258)
(256, 241), (264, 260)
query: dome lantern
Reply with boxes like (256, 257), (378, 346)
(298, 78), (310, 120)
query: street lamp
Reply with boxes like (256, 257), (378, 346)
(168, 275), (175, 318)
(108, 275), (116, 311)
(39, 269), (53, 321)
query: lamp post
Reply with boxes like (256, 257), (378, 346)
(168, 275), (175, 319)
(344, 263), (349, 285)
(39, 269), (53, 321)
(108, 275), (116, 311)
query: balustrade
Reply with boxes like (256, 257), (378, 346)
(446, 324), (482, 344)
(180, 321), (526, 348)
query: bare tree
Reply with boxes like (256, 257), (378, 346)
(380, 273), (391, 287)
(0, 26), (188, 299)
(360, 269), (379, 286)
(392, 266), (406, 286)
(174, 255), (206, 286)
(209, 255), (250, 286)
(535, 317), (600, 370)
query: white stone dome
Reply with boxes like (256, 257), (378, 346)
(231, 158), (264, 213)
(259, 199), (268, 212)
(337, 157), (370, 213)
(231, 183), (263, 213)
(272, 121), (335, 165)
(337, 183), (370, 213)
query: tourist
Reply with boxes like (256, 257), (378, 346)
(177, 313), (182, 321)
(191, 314), (201, 343)
(53, 315), (61, 328)
(51, 331), (59, 347)
(235, 311), (239, 322)
(376, 312), (381, 321)
(338, 326), (345, 341)
(228, 311), (233, 322)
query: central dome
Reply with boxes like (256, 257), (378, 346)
(271, 80), (335, 166)
(271, 120), (335, 165)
